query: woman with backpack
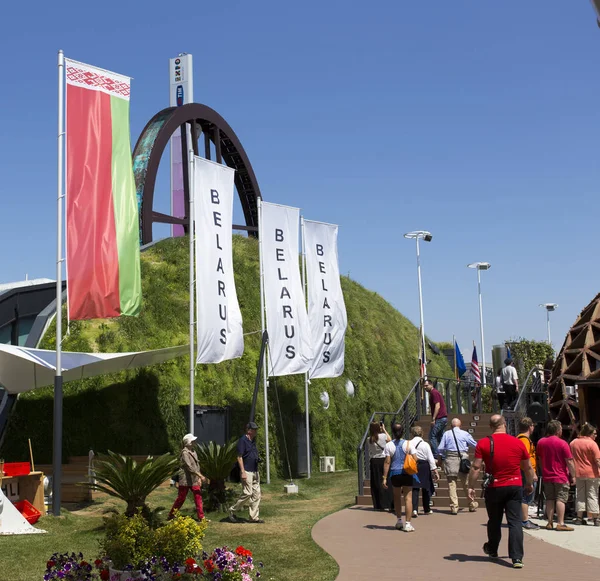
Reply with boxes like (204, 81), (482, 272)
(368, 421), (392, 511)
(382, 423), (419, 532)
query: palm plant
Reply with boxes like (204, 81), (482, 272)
(196, 440), (239, 510)
(82, 451), (179, 518)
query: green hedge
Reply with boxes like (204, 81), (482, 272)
(1, 236), (451, 474)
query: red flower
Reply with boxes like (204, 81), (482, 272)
(185, 558), (197, 566)
(94, 559), (103, 567)
(204, 559), (215, 573)
(80, 561), (89, 568)
(100, 569), (110, 580)
(46, 561), (56, 569)
(235, 546), (252, 557)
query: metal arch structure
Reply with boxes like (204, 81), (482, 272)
(132, 103), (262, 245)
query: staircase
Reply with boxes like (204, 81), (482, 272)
(356, 413), (493, 509)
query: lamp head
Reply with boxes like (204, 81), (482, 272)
(404, 230), (433, 242)
(467, 262), (491, 271)
(540, 303), (558, 312)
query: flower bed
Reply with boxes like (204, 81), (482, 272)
(44, 546), (263, 581)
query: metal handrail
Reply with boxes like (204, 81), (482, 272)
(356, 375), (486, 496)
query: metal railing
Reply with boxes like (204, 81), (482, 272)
(356, 376), (490, 496)
(502, 367), (545, 435)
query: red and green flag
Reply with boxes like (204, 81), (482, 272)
(65, 59), (141, 320)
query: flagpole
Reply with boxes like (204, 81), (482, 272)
(53, 49), (65, 517)
(258, 198), (271, 484)
(300, 217), (311, 479)
(453, 334), (457, 381)
(189, 150), (195, 434)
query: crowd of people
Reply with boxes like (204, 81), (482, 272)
(367, 379), (600, 570)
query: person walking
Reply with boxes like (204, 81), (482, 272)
(409, 425), (439, 517)
(228, 422), (264, 523)
(501, 358), (519, 410)
(382, 423), (418, 532)
(368, 421), (392, 511)
(468, 414), (534, 569)
(536, 420), (575, 532)
(168, 433), (207, 521)
(423, 380), (448, 458)
(494, 369), (505, 411)
(569, 422), (600, 526)
(438, 418), (478, 515)
(517, 417), (539, 530)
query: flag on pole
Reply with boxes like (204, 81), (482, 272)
(65, 59), (141, 320)
(471, 345), (481, 384)
(506, 344), (512, 360)
(454, 340), (467, 379)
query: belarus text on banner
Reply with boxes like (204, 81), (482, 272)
(260, 202), (314, 376)
(65, 59), (141, 320)
(304, 220), (347, 378)
(193, 157), (244, 363)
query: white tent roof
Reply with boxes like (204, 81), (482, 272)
(0, 344), (188, 394)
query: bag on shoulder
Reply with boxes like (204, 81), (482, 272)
(451, 428), (471, 474)
(402, 440), (418, 475)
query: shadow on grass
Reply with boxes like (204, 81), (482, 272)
(444, 554), (513, 568)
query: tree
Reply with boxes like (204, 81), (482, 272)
(504, 338), (554, 380)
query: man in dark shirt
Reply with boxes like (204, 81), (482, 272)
(227, 422), (264, 523)
(424, 380), (448, 458)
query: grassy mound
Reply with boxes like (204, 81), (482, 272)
(1, 236), (451, 473)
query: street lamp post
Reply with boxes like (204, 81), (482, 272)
(467, 262), (491, 386)
(404, 230), (433, 378)
(539, 303), (558, 346)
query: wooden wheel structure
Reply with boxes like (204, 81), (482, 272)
(548, 292), (600, 439)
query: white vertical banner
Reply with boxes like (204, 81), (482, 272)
(193, 156), (244, 363)
(304, 220), (347, 378)
(260, 202), (314, 376)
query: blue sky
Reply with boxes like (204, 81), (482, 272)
(1, 1), (599, 364)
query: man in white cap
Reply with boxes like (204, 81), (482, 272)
(168, 433), (207, 520)
(228, 422), (264, 523)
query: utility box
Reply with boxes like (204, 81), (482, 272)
(319, 456), (335, 473)
(182, 405), (231, 445)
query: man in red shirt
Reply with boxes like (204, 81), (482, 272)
(468, 414), (534, 569)
(536, 420), (576, 532)
(423, 380), (447, 458)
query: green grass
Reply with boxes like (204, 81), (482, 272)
(0, 471), (356, 581)
(1, 236), (453, 474)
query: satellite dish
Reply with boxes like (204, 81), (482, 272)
(345, 380), (355, 397)
(320, 391), (330, 410)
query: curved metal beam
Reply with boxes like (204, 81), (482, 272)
(132, 103), (262, 244)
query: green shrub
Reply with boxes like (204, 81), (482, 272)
(153, 514), (206, 565)
(101, 512), (154, 570)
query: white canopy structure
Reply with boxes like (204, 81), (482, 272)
(0, 489), (46, 535)
(0, 344), (188, 394)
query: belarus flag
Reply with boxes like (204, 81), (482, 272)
(65, 60), (141, 320)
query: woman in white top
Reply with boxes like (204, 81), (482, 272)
(494, 369), (505, 411)
(368, 421), (392, 510)
(409, 425), (439, 517)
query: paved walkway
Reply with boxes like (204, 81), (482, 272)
(312, 507), (600, 580)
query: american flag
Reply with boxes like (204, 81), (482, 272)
(471, 345), (481, 384)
